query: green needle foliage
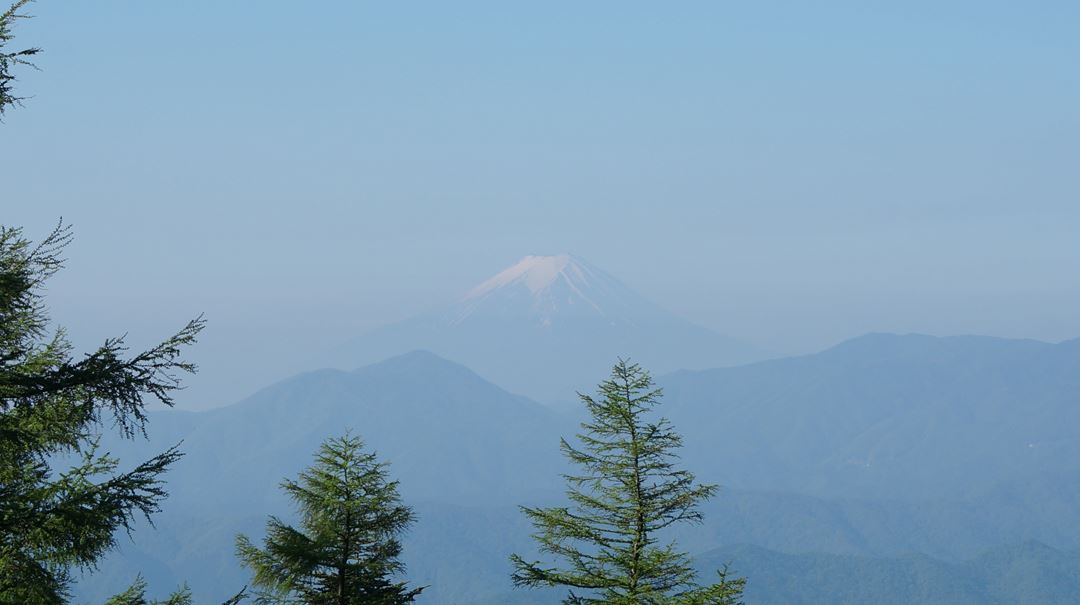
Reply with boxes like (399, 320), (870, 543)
(0, 222), (215, 604)
(2, 9), (242, 603)
(103, 576), (246, 605)
(1, 0), (40, 115)
(236, 433), (423, 605)
(510, 360), (746, 605)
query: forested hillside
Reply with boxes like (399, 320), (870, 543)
(467, 542), (1080, 605)
(73, 336), (1080, 603)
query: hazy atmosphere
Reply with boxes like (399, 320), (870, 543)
(4, 1), (1079, 408)
(4, 3), (1080, 605)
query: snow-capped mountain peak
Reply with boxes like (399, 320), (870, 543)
(451, 254), (646, 326)
(334, 253), (763, 402)
(465, 254), (589, 299)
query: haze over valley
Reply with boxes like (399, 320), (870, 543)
(68, 256), (1080, 603)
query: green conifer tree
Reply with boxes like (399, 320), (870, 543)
(2, 7), (244, 603)
(1, 0), (40, 114)
(236, 433), (423, 605)
(0, 222), (225, 604)
(510, 360), (746, 605)
(102, 576), (247, 605)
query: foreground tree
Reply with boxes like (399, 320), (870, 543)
(236, 433), (423, 605)
(1, 0), (39, 114)
(0, 223), (219, 603)
(510, 360), (746, 605)
(2, 6), (244, 604)
(103, 576), (247, 605)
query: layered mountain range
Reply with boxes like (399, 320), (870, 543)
(75, 330), (1080, 604)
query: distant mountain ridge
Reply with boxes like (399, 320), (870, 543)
(76, 332), (1080, 604)
(467, 541), (1080, 605)
(328, 254), (763, 403)
(89, 350), (572, 553)
(76, 350), (572, 603)
(660, 332), (1080, 500)
(694, 541), (1080, 605)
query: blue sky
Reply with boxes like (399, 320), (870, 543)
(3, 1), (1079, 407)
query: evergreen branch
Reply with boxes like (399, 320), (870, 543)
(0, 0), (40, 114)
(510, 359), (745, 603)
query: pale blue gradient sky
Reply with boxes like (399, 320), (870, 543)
(3, 1), (1079, 407)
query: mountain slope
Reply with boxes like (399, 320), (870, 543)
(75, 351), (572, 603)
(329, 254), (762, 403)
(660, 333), (1080, 500)
(75, 333), (1080, 604)
(701, 541), (1080, 605)
(466, 542), (1080, 605)
(77, 478), (1080, 604)
(100, 350), (571, 515)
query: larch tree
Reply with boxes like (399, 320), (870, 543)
(2, 7), (244, 604)
(236, 433), (423, 605)
(1, 0), (40, 115)
(0, 222), (224, 604)
(510, 360), (745, 605)
(102, 576), (247, 605)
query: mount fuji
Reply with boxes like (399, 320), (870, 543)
(330, 254), (763, 403)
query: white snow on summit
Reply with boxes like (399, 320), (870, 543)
(336, 253), (763, 402)
(465, 254), (589, 299)
(451, 254), (645, 326)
